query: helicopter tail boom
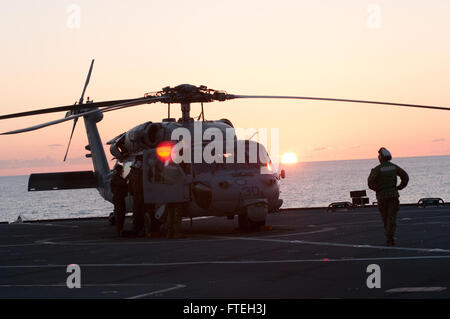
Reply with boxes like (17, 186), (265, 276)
(82, 110), (111, 201)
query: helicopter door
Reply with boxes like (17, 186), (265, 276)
(142, 149), (191, 204)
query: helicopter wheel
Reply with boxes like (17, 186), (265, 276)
(144, 207), (163, 238)
(108, 212), (116, 226)
(238, 213), (266, 232)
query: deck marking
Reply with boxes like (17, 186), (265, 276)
(2, 255), (450, 269)
(209, 235), (450, 254)
(386, 287), (447, 293)
(10, 223), (79, 229)
(32, 237), (232, 246)
(260, 227), (336, 238)
(0, 283), (160, 288)
(126, 284), (186, 299)
(289, 214), (450, 229)
(0, 243), (41, 248)
(409, 221), (450, 226)
(35, 223), (79, 229)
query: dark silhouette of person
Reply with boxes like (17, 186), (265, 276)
(144, 159), (162, 237)
(127, 158), (145, 236)
(368, 147), (409, 246)
(166, 203), (183, 239)
(110, 164), (128, 237)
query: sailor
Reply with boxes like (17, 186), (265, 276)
(110, 164), (128, 237)
(158, 160), (184, 239)
(166, 203), (184, 239)
(127, 158), (145, 236)
(144, 158), (161, 238)
(368, 147), (409, 246)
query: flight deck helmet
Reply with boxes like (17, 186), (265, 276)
(378, 147), (392, 163)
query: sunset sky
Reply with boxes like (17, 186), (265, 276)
(0, 0), (449, 176)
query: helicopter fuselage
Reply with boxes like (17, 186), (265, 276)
(107, 118), (283, 222)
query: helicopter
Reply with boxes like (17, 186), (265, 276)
(1, 59), (449, 232)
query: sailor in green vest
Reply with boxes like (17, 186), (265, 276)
(368, 147), (409, 246)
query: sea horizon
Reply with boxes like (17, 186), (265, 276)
(1, 153), (449, 178)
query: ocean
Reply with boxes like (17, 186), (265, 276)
(0, 155), (449, 222)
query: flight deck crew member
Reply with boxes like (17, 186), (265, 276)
(127, 159), (145, 236)
(160, 162), (184, 239)
(368, 147), (409, 246)
(110, 164), (128, 237)
(166, 204), (183, 239)
(144, 159), (161, 237)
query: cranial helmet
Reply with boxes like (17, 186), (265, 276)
(378, 147), (392, 163)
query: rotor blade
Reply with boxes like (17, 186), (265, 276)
(231, 95), (450, 111)
(63, 118), (78, 162)
(0, 98), (146, 120)
(79, 59), (94, 104)
(0, 96), (162, 135)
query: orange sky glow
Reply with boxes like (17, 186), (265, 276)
(0, 0), (449, 176)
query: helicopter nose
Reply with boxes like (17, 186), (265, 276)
(264, 177), (277, 186)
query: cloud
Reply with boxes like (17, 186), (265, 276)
(432, 138), (446, 143)
(313, 147), (328, 152)
(48, 144), (64, 148)
(66, 157), (91, 165)
(0, 156), (56, 169)
(0, 156), (89, 169)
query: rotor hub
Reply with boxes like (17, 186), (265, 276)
(145, 84), (231, 105)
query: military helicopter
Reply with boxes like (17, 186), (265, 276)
(1, 60), (449, 231)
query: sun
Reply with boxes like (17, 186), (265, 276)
(281, 152), (298, 164)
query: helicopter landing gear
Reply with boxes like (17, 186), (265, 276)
(144, 208), (162, 238)
(108, 212), (115, 226)
(238, 211), (267, 232)
(238, 203), (268, 231)
(238, 213), (266, 231)
(158, 203), (185, 239)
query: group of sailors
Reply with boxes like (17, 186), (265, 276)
(110, 159), (183, 239)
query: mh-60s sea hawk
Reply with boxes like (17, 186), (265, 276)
(1, 60), (449, 231)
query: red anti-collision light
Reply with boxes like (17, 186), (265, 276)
(156, 141), (175, 162)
